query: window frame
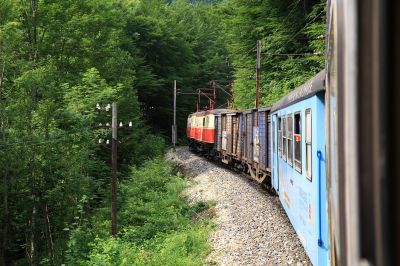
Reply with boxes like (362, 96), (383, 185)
(278, 117), (282, 158)
(294, 111), (302, 173)
(305, 108), (312, 180)
(282, 116), (287, 162)
(273, 120), (276, 159)
(287, 113), (293, 166)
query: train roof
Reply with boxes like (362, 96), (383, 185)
(189, 108), (233, 117)
(271, 69), (325, 112)
(242, 108), (257, 114)
(258, 106), (272, 112)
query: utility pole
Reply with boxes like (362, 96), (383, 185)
(95, 103), (133, 237)
(111, 102), (117, 237)
(256, 40), (261, 109)
(172, 80), (177, 148)
(211, 81), (216, 110)
(197, 89), (201, 111)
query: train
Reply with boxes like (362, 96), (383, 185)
(187, 0), (400, 265)
(187, 70), (328, 265)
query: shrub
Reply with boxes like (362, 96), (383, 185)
(66, 158), (212, 265)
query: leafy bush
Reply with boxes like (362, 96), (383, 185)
(66, 158), (212, 265)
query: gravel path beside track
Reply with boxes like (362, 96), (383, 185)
(166, 147), (312, 266)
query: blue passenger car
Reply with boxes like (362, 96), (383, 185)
(271, 70), (329, 266)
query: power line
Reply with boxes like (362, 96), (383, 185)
(284, 9), (326, 45)
(0, 125), (123, 148)
(263, 52), (323, 56)
(0, 133), (85, 148)
(282, 0), (302, 23)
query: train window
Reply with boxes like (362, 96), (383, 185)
(278, 117), (282, 157)
(203, 117), (206, 126)
(287, 114), (293, 166)
(282, 116), (287, 161)
(294, 112), (302, 173)
(305, 109), (312, 180)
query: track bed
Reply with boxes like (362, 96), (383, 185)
(167, 147), (311, 266)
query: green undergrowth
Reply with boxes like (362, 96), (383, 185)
(66, 158), (214, 265)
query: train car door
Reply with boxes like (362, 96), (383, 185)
(272, 114), (279, 191)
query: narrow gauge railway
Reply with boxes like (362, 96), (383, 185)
(187, 70), (328, 266)
(186, 0), (400, 264)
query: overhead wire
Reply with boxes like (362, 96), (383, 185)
(281, 9), (326, 46)
(282, 0), (302, 23)
(0, 134), (79, 148)
(0, 127), (117, 148)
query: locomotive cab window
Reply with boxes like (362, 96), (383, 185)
(287, 114), (293, 166)
(282, 116), (287, 161)
(305, 109), (312, 180)
(294, 112), (302, 173)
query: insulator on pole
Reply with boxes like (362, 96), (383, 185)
(119, 122), (123, 128)
(106, 122), (110, 127)
(98, 139), (103, 144)
(96, 103), (101, 110)
(106, 139), (110, 145)
(129, 122), (132, 127)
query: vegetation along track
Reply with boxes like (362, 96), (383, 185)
(166, 147), (311, 266)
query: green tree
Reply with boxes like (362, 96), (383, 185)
(219, 0), (325, 109)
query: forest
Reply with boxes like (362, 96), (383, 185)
(0, 0), (324, 264)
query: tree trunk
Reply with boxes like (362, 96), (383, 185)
(27, 204), (37, 266)
(42, 202), (54, 262)
(0, 60), (8, 266)
(0, 156), (8, 266)
(0, 62), (4, 90)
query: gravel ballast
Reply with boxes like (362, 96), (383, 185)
(166, 147), (312, 266)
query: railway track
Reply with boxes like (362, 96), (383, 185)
(167, 147), (311, 266)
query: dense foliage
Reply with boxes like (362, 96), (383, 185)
(66, 159), (212, 266)
(0, 0), (325, 264)
(219, 0), (326, 108)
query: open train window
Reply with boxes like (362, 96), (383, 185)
(294, 112), (302, 173)
(287, 114), (293, 166)
(305, 109), (312, 180)
(283, 116), (287, 161)
(278, 117), (282, 157)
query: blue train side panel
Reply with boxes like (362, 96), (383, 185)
(271, 91), (329, 266)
